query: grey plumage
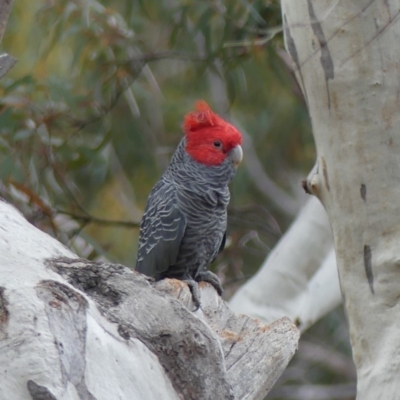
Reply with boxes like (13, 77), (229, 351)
(136, 136), (240, 308)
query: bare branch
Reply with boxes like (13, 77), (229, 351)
(55, 209), (141, 228)
(0, 199), (299, 400)
(230, 197), (336, 328)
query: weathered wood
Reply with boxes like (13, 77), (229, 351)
(50, 258), (234, 400)
(156, 280), (300, 400)
(0, 200), (299, 399)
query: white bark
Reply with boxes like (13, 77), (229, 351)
(281, 0), (400, 398)
(0, 200), (299, 400)
(230, 197), (341, 332)
(0, 202), (179, 400)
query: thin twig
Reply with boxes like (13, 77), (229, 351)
(55, 209), (141, 228)
(124, 51), (211, 63)
(223, 27), (283, 48)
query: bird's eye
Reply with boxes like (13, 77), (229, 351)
(213, 141), (222, 148)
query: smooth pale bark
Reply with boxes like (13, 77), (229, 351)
(230, 197), (341, 332)
(281, 1), (400, 398)
(0, 200), (299, 400)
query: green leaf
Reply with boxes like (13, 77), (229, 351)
(224, 69), (237, 104)
(0, 154), (15, 180)
(13, 129), (34, 141)
(0, 108), (17, 132)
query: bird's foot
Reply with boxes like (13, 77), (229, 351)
(195, 270), (223, 296)
(182, 279), (201, 311)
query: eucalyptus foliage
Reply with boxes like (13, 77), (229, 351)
(0, 0), (310, 276)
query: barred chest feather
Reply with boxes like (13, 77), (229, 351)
(163, 185), (228, 279)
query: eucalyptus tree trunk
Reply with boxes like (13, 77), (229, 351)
(281, 1), (400, 398)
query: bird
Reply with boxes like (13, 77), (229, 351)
(135, 101), (243, 309)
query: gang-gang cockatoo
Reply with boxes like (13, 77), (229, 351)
(136, 101), (243, 309)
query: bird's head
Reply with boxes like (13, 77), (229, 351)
(183, 101), (243, 167)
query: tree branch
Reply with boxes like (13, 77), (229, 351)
(55, 209), (141, 228)
(0, 199), (299, 399)
(230, 197), (340, 331)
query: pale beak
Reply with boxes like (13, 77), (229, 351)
(228, 145), (243, 167)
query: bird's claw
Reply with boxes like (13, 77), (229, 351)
(195, 270), (223, 296)
(182, 279), (202, 311)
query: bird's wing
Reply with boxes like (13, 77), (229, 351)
(209, 231), (226, 265)
(135, 180), (186, 278)
(218, 231), (226, 254)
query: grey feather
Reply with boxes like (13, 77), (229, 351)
(135, 137), (239, 307)
(136, 180), (186, 278)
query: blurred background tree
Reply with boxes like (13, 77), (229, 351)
(0, 0), (355, 398)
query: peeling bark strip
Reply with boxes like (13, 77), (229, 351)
(283, 15), (300, 75)
(363, 245), (374, 294)
(283, 14), (308, 104)
(0, 286), (9, 324)
(360, 184), (367, 201)
(36, 281), (97, 400)
(307, 0), (334, 108)
(27, 380), (58, 400)
(321, 157), (330, 191)
(0, 286), (9, 341)
(307, 0), (334, 79)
